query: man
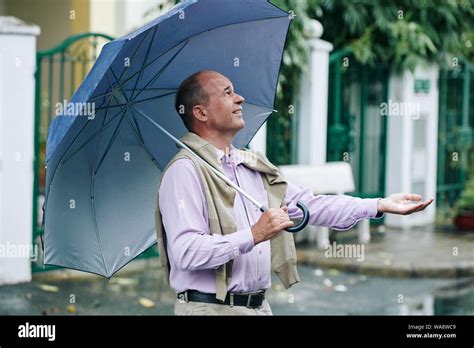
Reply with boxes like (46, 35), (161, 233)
(156, 70), (433, 315)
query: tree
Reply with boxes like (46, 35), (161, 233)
(267, 0), (310, 164)
(306, 0), (474, 71)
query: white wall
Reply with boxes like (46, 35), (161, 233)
(0, 16), (39, 284)
(90, 0), (170, 38)
(90, 0), (118, 37)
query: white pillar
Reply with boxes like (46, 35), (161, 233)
(385, 66), (438, 227)
(297, 20), (333, 165)
(0, 17), (40, 284)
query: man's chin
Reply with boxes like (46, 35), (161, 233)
(226, 123), (245, 138)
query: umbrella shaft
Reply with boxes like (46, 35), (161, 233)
(134, 108), (267, 213)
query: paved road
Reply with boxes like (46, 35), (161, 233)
(0, 262), (472, 315)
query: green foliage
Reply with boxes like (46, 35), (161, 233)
(306, 0), (474, 72)
(268, 0), (311, 164)
(455, 174), (474, 211)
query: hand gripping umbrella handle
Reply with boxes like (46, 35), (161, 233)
(285, 201), (310, 233)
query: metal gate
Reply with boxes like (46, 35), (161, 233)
(32, 33), (114, 272)
(436, 60), (474, 223)
(327, 49), (388, 201)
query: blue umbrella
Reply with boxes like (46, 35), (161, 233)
(43, 0), (308, 277)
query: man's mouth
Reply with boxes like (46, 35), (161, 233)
(233, 109), (243, 116)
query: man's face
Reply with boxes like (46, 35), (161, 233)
(199, 72), (245, 134)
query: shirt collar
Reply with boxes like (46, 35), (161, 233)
(213, 144), (243, 166)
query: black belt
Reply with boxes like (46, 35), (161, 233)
(178, 290), (266, 308)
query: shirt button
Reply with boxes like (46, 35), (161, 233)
(259, 249), (262, 255)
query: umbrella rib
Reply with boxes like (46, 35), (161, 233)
(131, 40), (189, 101)
(242, 101), (276, 113)
(44, 91), (116, 205)
(94, 87), (175, 100)
(91, 69), (130, 112)
(94, 90), (177, 111)
(129, 26), (158, 100)
(115, 27), (153, 91)
(107, 69), (127, 101)
(92, 93), (128, 177)
(109, 15), (289, 95)
(88, 29), (153, 106)
(44, 121), (92, 203)
(89, 96), (116, 277)
(88, 101), (159, 276)
(88, 91), (113, 103)
(133, 91), (176, 104)
(95, 103), (129, 111)
(109, 40), (188, 92)
(105, 68), (164, 172)
(129, 107), (144, 141)
(86, 15), (289, 112)
(60, 108), (124, 165)
(125, 109), (161, 170)
(93, 66), (130, 110)
(98, 28), (159, 105)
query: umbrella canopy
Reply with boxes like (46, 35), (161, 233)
(44, 0), (293, 277)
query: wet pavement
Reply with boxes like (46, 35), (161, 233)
(297, 224), (474, 277)
(0, 260), (472, 315)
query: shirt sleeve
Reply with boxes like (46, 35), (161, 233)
(283, 181), (384, 231)
(158, 158), (255, 272)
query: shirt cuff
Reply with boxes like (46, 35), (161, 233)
(360, 198), (384, 219)
(225, 227), (255, 256)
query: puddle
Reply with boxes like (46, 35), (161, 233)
(433, 280), (474, 315)
(387, 279), (474, 315)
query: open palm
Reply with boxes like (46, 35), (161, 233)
(378, 193), (434, 215)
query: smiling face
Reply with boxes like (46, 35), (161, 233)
(197, 71), (245, 135)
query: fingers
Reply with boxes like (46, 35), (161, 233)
(280, 220), (294, 229)
(403, 193), (422, 201)
(278, 206), (290, 221)
(406, 203), (425, 214)
(403, 198), (434, 215)
(273, 206), (293, 230)
(414, 198), (434, 212)
(279, 206), (294, 230)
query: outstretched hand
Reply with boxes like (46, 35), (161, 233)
(377, 193), (434, 215)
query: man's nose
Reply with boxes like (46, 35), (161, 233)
(235, 93), (245, 104)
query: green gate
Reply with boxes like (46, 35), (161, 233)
(436, 60), (474, 223)
(327, 49), (388, 201)
(32, 33), (114, 272)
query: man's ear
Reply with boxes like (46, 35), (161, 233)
(192, 105), (207, 123)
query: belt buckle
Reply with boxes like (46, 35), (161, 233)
(178, 291), (189, 303)
(246, 293), (254, 309)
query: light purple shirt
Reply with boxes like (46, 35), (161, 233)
(159, 146), (381, 294)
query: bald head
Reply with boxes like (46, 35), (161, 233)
(175, 70), (224, 131)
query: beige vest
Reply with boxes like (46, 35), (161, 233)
(155, 132), (299, 301)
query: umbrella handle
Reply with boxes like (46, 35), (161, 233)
(285, 201), (310, 233)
